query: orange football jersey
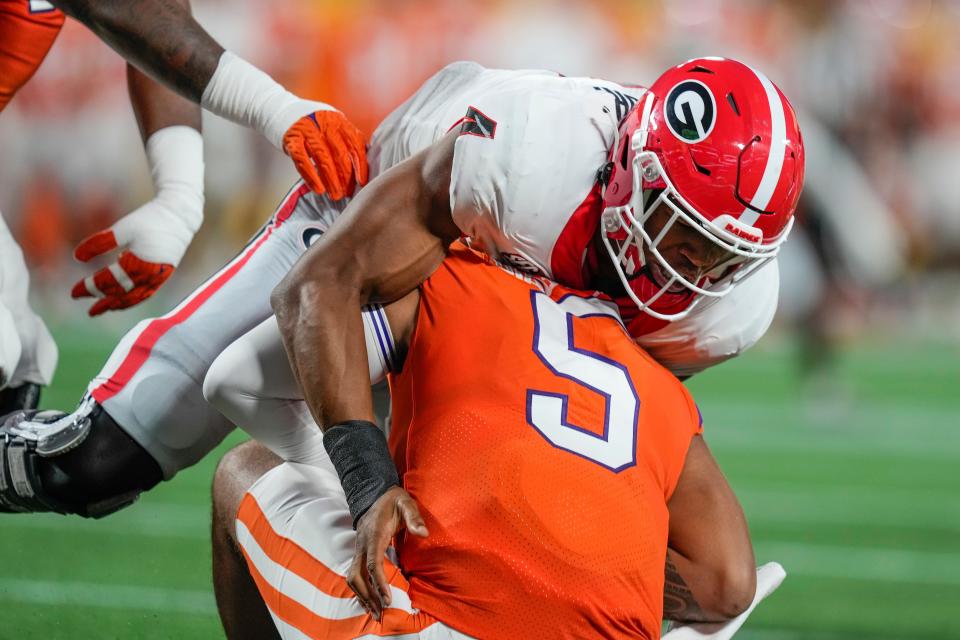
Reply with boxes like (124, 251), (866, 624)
(388, 245), (702, 640)
(0, 0), (65, 112)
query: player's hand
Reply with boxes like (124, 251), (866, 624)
(282, 108), (369, 199)
(347, 485), (428, 620)
(72, 198), (199, 316)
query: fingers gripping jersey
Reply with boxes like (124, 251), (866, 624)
(0, 1), (64, 112)
(370, 62), (778, 377)
(388, 246), (702, 640)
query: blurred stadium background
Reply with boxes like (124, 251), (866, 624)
(1, 0), (958, 638)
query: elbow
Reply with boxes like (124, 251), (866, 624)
(270, 274), (297, 324)
(270, 263), (311, 323)
(271, 267), (349, 330)
(270, 276), (311, 333)
(707, 560), (756, 620)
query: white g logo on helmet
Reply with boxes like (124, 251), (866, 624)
(664, 80), (717, 143)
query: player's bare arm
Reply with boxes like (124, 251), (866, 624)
(48, 0), (220, 100)
(70, 0), (207, 316)
(48, 0), (367, 197)
(271, 132), (459, 617)
(125, 61), (201, 140)
(272, 131), (459, 428)
(666, 435), (756, 622)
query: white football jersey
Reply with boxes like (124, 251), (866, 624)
(369, 61), (779, 377)
(370, 60), (640, 283)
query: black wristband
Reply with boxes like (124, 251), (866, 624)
(322, 420), (400, 528)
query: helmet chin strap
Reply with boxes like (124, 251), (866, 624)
(600, 92), (655, 200)
(598, 91), (712, 321)
(634, 92), (655, 150)
(635, 188), (659, 270)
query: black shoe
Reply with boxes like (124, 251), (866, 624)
(0, 383), (42, 414)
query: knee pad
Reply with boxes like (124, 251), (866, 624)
(0, 397), (162, 518)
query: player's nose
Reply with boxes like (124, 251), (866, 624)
(677, 245), (710, 273)
(681, 235), (730, 273)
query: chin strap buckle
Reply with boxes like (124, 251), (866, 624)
(597, 161), (615, 186)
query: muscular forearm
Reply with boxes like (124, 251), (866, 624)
(51, 0), (223, 101)
(51, 0), (367, 199)
(69, 3), (204, 316)
(128, 64), (201, 140)
(273, 228), (449, 429)
(273, 276), (378, 429)
(272, 139), (458, 431)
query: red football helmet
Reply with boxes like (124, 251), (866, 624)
(600, 57), (805, 321)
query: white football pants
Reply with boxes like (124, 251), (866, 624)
(0, 209), (57, 390)
(239, 459), (474, 640)
(84, 183), (396, 478)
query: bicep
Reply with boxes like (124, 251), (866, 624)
(270, 133), (459, 428)
(278, 132), (460, 308)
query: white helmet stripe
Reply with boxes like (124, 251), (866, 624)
(739, 66), (787, 228)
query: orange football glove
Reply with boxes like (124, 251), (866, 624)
(282, 110), (369, 199)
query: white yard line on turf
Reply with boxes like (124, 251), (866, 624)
(734, 482), (960, 532)
(0, 578), (216, 614)
(2, 502), (208, 539)
(740, 491), (960, 532)
(697, 401), (960, 436)
(708, 430), (960, 460)
(734, 630), (867, 640)
(756, 541), (960, 587)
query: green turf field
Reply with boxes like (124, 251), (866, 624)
(1, 325), (957, 639)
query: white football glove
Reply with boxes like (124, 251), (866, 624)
(662, 562), (787, 640)
(72, 126), (204, 316)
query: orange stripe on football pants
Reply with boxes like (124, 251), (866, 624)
(236, 493), (435, 639)
(237, 493), (410, 598)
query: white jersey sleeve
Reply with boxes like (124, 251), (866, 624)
(371, 62), (638, 281)
(447, 75), (621, 278)
(448, 91), (546, 270)
(635, 260), (780, 378)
